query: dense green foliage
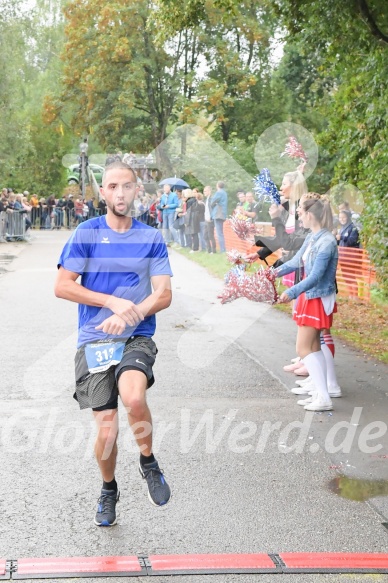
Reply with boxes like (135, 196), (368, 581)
(274, 0), (388, 291)
(0, 0), (70, 194)
(153, 0), (388, 290)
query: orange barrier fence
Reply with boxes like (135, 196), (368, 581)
(223, 221), (282, 266)
(221, 221), (376, 302)
(337, 247), (376, 302)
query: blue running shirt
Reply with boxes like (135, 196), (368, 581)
(58, 216), (173, 347)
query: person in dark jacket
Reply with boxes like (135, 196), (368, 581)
(182, 189), (200, 252)
(337, 210), (360, 247)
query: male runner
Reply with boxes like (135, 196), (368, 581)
(55, 161), (172, 526)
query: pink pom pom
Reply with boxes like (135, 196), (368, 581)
(228, 215), (256, 241)
(226, 249), (245, 265)
(282, 136), (308, 163)
(218, 267), (278, 305)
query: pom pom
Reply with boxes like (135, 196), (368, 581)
(226, 249), (246, 265)
(281, 136), (308, 163)
(253, 168), (281, 205)
(228, 214), (257, 241)
(218, 266), (279, 305)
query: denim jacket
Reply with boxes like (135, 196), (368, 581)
(157, 192), (179, 216)
(275, 229), (338, 301)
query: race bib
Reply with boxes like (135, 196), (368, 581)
(85, 341), (126, 374)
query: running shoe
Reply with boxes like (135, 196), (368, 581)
(139, 459), (171, 507)
(94, 489), (120, 526)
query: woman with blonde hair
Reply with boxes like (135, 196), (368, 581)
(248, 169), (307, 263)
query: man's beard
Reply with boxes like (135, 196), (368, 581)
(109, 201), (134, 217)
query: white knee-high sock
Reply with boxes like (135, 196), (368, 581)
(321, 342), (339, 390)
(303, 351), (330, 401)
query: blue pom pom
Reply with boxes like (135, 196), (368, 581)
(253, 168), (281, 205)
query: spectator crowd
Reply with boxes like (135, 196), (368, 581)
(0, 187), (107, 240)
(0, 168), (361, 254)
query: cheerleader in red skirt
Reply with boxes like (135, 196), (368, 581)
(275, 196), (338, 411)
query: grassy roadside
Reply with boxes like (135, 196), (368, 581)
(173, 246), (388, 364)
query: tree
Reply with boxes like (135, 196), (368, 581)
(0, 0), (70, 193)
(56, 0), (190, 153)
(274, 0), (388, 290)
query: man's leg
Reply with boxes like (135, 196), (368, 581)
(214, 219), (226, 252)
(199, 221), (206, 250)
(162, 216), (171, 244)
(118, 369), (171, 506)
(185, 233), (192, 249)
(192, 232), (199, 251)
(167, 213), (179, 244)
(179, 226), (186, 247)
(92, 408), (120, 526)
(118, 370), (153, 454)
(207, 220), (216, 252)
(214, 219), (225, 253)
(93, 408), (119, 480)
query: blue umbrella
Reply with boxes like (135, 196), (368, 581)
(159, 177), (189, 189)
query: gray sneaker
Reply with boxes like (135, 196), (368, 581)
(94, 489), (120, 526)
(139, 459), (171, 507)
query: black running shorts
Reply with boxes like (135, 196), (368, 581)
(74, 336), (158, 411)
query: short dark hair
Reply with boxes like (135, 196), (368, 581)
(102, 161), (137, 185)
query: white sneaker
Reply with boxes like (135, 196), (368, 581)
(291, 386), (312, 395)
(328, 385), (342, 398)
(299, 380), (315, 392)
(290, 356), (301, 364)
(295, 376), (312, 387)
(309, 387), (342, 399)
(304, 398), (333, 411)
(297, 396), (314, 406)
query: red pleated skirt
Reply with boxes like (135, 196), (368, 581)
(293, 292), (337, 329)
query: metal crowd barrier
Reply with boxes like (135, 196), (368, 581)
(222, 221), (376, 303)
(4, 210), (28, 241)
(0, 211), (7, 242)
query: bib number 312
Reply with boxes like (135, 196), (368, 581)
(85, 341), (126, 374)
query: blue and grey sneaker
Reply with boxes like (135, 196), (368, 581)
(94, 489), (120, 526)
(139, 459), (171, 507)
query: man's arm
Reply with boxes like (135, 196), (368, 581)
(138, 274), (172, 317)
(96, 275), (172, 335)
(54, 267), (144, 326)
(210, 191), (220, 207)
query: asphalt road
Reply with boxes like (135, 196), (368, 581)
(0, 231), (387, 583)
